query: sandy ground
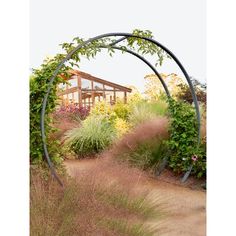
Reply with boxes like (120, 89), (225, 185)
(64, 157), (206, 236)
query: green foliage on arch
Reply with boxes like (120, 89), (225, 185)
(166, 99), (206, 178)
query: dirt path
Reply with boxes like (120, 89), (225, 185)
(64, 156), (206, 236)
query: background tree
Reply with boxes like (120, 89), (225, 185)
(176, 77), (206, 104)
(144, 73), (184, 100)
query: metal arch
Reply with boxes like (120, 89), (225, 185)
(109, 33), (201, 144)
(109, 36), (127, 46)
(40, 32), (201, 186)
(104, 33), (201, 143)
(99, 45), (171, 97)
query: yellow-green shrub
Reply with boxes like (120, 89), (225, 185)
(114, 118), (130, 138)
(113, 101), (130, 120)
(90, 101), (117, 123)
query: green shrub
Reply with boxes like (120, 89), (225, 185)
(30, 60), (68, 165)
(166, 99), (206, 178)
(64, 115), (117, 157)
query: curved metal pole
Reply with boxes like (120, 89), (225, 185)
(109, 36), (127, 46)
(106, 33), (201, 143)
(101, 34), (201, 182)
(41, 32), (200, 185)
(101, 34), (200, 142)
(99, 45), (171, 97)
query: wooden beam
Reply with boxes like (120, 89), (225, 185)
(58, 87), (130, 97)
(69, 70), (132, 92)
(83, 89), (126, 92)
(58, 87), (77, 96)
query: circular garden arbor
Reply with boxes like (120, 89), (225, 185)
(39, 31), (201, 186)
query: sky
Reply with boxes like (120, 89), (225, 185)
(30, 0), (206, 92)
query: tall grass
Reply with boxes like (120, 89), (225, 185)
(99, 219), (153, 236)
(64, 115), (116, 157)
(145, 101), (168, 116)
(129, 101), (167, 127)
(113, 117), (169, 173)
(129, 103), (156, 126)
(30, 168), (159, 236)
(119, 140), (169, 172)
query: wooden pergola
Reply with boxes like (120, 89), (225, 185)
(57, 70), (132, 108)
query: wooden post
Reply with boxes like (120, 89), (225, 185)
(91, 81), (95, 107)
(77, 76), (82, 107)
(113, 88), (116, 104)
(124, 91), (127, 104)
(88, 96), (91, 108)
(103, 84), (106, 101)
(110, 95), (112, 105)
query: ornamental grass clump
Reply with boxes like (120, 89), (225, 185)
(128, 101), (167, 128)
(64, 115), (117, 157)
(145, 100), (168, 116)
(114, 117), (169, 172)
(30, 164), (159, 236)
(129, 103), (156, 127)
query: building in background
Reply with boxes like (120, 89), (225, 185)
(58, 70), (132, 108)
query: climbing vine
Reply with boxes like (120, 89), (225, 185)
(30, 29), (170, 165)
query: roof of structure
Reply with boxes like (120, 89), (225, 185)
(60, 69), (132, 93)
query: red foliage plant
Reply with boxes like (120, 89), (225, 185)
(54, 104), (90, 120)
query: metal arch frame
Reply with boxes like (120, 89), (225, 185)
(40, 33), (201, 186)
(100, 45), (171, 97)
